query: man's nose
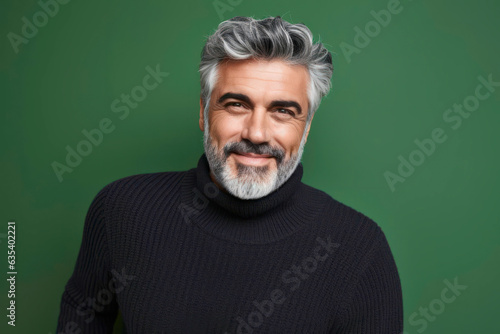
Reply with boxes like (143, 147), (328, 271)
(241, 108), (271, 144)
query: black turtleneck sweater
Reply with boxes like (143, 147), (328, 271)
(57, 153), (403, 333)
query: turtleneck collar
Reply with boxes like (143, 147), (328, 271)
(180, 153), (327, 244)
(196, 153), (303, 219)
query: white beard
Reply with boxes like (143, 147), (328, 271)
(203, 121), (308, 200)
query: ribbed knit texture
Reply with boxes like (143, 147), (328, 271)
(57, 153), (403, 333)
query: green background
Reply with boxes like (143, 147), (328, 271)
(1, 0), (499, 332)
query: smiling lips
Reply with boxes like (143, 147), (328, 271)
(232, 151), (274, 166)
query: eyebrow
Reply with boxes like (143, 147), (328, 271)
(217, 92), (302, 115)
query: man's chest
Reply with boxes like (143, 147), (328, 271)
(110, 223), (346, 333)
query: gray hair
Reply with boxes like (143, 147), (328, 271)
(199, 16), (333, 125)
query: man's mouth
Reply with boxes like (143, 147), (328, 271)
(231, 151), (274, 166)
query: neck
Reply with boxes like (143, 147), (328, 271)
(179, 153), (328, 244)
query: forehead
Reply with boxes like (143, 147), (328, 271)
(214, 58), (309, 104)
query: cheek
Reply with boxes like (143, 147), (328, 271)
(273, 124), (305, 155)
(209, 113), (243, 143)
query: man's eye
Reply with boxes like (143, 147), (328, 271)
(226, 102), (243, 108)
(276, 108), (295, 116)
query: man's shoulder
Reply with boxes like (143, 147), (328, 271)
(97, 168), (193, 205)
(300, 182), (384, 239)
(301, 183), (394, 274)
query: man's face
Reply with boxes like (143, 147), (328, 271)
(199, 58), (313, 199)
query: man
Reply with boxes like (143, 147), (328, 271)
(57, 16), (403, 333)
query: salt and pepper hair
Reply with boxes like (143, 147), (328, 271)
(199, 16), (333, 125)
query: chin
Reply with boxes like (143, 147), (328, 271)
(222, 164), (278, 199)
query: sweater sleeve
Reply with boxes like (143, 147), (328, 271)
(339, 229), (404, 333)
(56, 185), (119, 334)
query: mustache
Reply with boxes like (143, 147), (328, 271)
(223, 139), (285, 164)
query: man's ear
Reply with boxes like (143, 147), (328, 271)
(199, 97), (205, 132)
